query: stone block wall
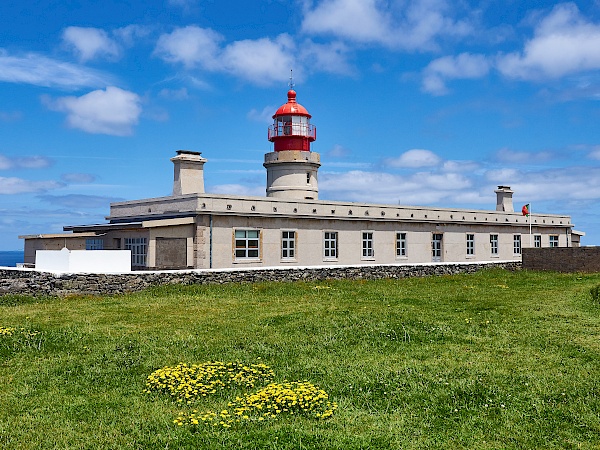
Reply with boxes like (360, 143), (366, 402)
(522, 247), (600, 272)
(0, 261), (520, 298)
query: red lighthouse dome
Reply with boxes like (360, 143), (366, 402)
(268, 89), (316, 152)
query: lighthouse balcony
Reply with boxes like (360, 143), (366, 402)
(268, 123), (316, 140)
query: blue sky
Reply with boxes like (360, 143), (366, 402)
(1, 0), (600, 250)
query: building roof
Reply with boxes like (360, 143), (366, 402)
(105, 192), (574, 229)
(273, 90), (311, 118)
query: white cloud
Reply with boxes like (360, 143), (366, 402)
(158, 87), (189, 100)
(113, 24), (152, 46)
(326, 161), (372, 169)
(301, 0), (473, 51)
(154, 26), (223, 68)
(420, 4), (600, 96)
(385, 149), (442, 168)
(61, 173), (97, 183)
(62, 27), (121, 62)
(494, 147), (554, 163)
(154, 26), (354, 85)
(38, 194), (122, 208)
(300, 40), (354, 76)
(485, 168), (520, 182)
(209, 183), (265, 197)
(589, 146), (600, 160)
(0, 49), (112, 89)
(0, 177), (63, 195)
(319, 169), (472, 205)
(497, 3), (600, 80)
(247, 105), (275, 124)
(0, 155), (53, 170)
(328, 144), (351, 158)
(422, 52), (490, 95)
(441, 160), (480, 173)
(167, 0), (197, 11)
(490, 167), (600, 202)
(220, 35), (296, 85)
(46, 86), (142, 136)
(302, 0), (393, 45)
(0, 111), (22, 122)
(318, 163), (600, 210)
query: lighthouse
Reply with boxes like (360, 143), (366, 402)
(264, 87), (321, 199)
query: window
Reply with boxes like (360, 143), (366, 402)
(281, 231), (296, 259)
(490, 234), (498, 256)
(549, 235), (559, 247)
(432, 233), (443, 262)
(307, 172), (311, 184)
(125, 237), (147, 267)
(235, 230), (260, 259)
(86, 238), (104, 250)
(534, 235), (542, 248)
(513, 235), (521, 255)
(396, 232), (407, 258)
(324, 231), (338, 259)
(362, 232), (374, 258)
(466, 234), (475, 256)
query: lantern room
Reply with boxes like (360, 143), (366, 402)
(268, 90), (316, 152)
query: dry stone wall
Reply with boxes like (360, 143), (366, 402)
(523, 247), (600, 272)
(0, 261), (520, 297)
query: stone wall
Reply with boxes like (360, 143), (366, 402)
(0, 261), (520, 297)
(522, 247), (600, 273)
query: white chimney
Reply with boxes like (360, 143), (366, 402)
(494, 185), (514, 212)
(171, 150), (207, 196)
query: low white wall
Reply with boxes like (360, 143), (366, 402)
(35, 248), (131, 273)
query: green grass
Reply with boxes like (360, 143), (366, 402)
(1, 269), (600, 449)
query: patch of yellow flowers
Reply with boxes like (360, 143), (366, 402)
(174, 381), (337, 428)
(0, 326), (40, 338)
(145, 361), (337, 428)
(0, 326), (16, 336)
(144, 361), (275, 403)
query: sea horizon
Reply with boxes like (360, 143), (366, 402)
(0, 250), (25, 267)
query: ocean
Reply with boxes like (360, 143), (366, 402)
(0, 251), (25, 267)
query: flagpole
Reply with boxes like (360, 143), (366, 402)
(529, 204), (532, 247)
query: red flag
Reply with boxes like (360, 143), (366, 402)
(522, 204), (530, 216)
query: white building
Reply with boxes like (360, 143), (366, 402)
(20, 89), (581, 270)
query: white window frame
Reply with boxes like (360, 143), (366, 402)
(490, 234), (499, 256)
(432, 233), (443, 262)
(86, 238), (104, 250)
(534, 235), (542, 248)
(513, 234), (521, 255)
(281, 230), (296, 260)
(396, 232), (407, 258)
(362, 231), (374, 259)
(125, 237), (147, 267)
(323, 231), (338, 260)
(235, 229), (260, 260)
(466, 234), (475, 257)
(549, 235), (559, 248)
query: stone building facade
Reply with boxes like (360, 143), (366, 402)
(20, 89), (581, 270)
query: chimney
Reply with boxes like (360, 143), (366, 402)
(171, 150), (207, 196)
(494, 185), (514, 212)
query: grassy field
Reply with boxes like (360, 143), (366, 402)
(1, 269), (600, 449)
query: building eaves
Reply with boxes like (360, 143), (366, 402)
(63, 222), (143, 233)
(106, 193), (574, 229)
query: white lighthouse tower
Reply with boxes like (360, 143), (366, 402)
(264, 84), (320, 199)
